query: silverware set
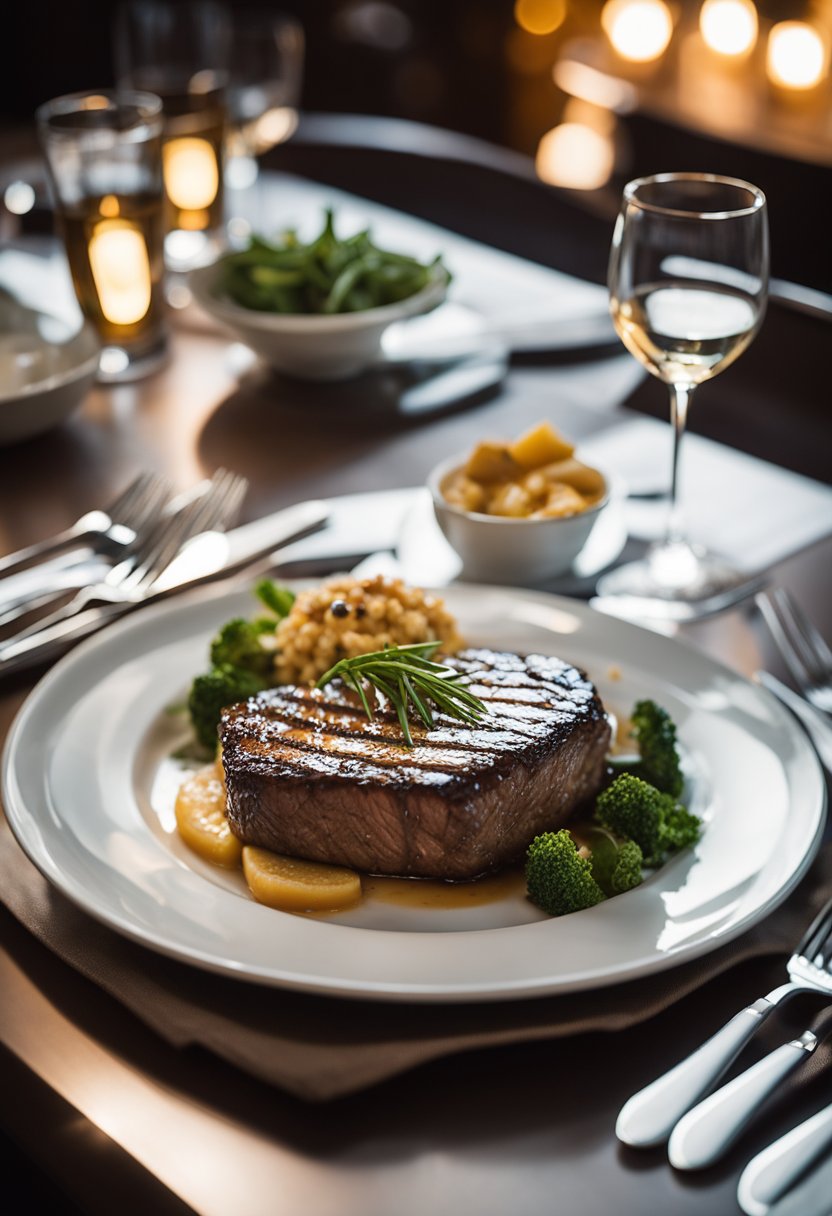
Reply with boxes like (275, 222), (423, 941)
(0, 470), (330, 677)
(617, 586), (832, 1215)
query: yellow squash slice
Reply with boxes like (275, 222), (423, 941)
(242, 847), (362, 912)
(174, 763), (242, 868)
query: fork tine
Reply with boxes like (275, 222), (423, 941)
(757, 590), (820, 691)
(115, 473), (172, 538)
(773, 588), (832, 683)
(128, 470), (246, 591)
(799, 897), (832, 968)
(125, 491), (215, 590)
(102, 472), (155, 523)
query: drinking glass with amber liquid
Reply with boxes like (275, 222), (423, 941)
(115, 1), (229, 270)
(37, 90), (168, 382)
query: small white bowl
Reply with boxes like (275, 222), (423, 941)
(428, 452), (611, 584)
(0, 306), (100, 446)
(189, 260), (449, 381)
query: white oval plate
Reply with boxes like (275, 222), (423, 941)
(2, 584), (825, 1002)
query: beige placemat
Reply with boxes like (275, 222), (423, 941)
(1, 809), (829, 1102)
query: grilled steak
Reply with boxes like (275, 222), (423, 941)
(220, 648), (611, 880)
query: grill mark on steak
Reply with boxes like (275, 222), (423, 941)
(220, 647), (611, 880)
(237, 682), (579, 762)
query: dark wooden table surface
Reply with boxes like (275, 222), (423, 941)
(0, 116), (830, 1216)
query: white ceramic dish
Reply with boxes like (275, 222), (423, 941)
(396, 486), (627, 588)
(189, 261), (449, 381)
(428, 453), (611, 583)
(0, 303), (99, 445)
(2, 584), (825, 1002)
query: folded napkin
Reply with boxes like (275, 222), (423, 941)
(0, 804), (829, 1102)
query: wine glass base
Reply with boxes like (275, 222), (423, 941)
(96, 337), (169, 384)
(595, 541), (752, 621)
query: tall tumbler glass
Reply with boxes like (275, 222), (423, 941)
(115, 0), (229, 270)
(37, 90), (168, 382)
(598, 173), (769, 615)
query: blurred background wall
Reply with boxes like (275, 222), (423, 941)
(4, 1), (830, 288)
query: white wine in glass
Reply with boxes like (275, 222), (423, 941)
(600, 173), (769, 612)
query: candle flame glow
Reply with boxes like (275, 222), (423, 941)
(88, 220), (152, 326)
(162, 137), (220, 213)
(700, 0), (758, 57)
(766, 21), (827, 90)
(514, 0), (566, 36)
(602, 0), (673, 63)
(536, 122), (615, 190)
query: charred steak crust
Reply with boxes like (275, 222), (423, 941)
(220, 648), (611, 880)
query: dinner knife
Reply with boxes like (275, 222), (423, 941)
(738, 1101), (832, 1216)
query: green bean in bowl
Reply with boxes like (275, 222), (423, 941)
(190, 210), (450, 380)
(219, 210), (448, 315)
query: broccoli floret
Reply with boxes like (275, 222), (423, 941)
(576, 826), (644, 896)
(254, 578), (295, 618)
(525, 830), (606, 916)
(630, 699), (684, 797)
(596, 773), (663, 861)
(596, 773), (701, 867)
(660, 799), (702, 853)
(188, 664), (269, 752)
(209, 618), (274, 678)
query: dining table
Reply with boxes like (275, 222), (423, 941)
(0, 113), (830, 1216)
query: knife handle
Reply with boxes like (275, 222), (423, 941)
(738, 1101), (832, 1216)
(668, 1032), (817, 1170)
(616, 1000), (780, 1148)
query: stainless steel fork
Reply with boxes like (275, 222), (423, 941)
(616, 896), (832, 1148)
(0, 469), (247, 661)
(0, 471), (170, 579)
(757, 588), (832, 714)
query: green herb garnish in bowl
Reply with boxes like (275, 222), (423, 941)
(189, 210), (450, 380)
(220, 209), (447, 315)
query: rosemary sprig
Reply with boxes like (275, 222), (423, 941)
(316, 641), (488, 746)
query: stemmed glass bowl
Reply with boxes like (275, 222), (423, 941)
(598, 172), (769, 614)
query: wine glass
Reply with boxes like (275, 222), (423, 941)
(224, 11), (304, 202)
(598, 172), (769, 614)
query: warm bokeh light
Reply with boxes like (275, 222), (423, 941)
(602, 0), (673, 62)
(699, 0), (758, 57)
(162, 137), (220, 212)
(514, 0), (567, 37)
(88, 221), (152, 325)
(535, 122), (615, 190)
(766, 21), (827, 90)
(553, 59), (638, 111)
(253, 106), (299, 150)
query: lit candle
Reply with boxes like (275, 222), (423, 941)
(162, 137), (220, 213)
(536, 120), (616, 190)
(699, 0), (758, 58)
(601, 0), (674, 63)
(88, 213), (152, 327)
(767, 21), (827, 90)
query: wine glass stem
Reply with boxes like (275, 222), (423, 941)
(666, 381), (694, 546)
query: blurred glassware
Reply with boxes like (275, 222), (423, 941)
(225, 10), (304, 201)
(115, 0), (230, 270)
(598, 172), (769, 617)
(36, 90), (167, 383)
